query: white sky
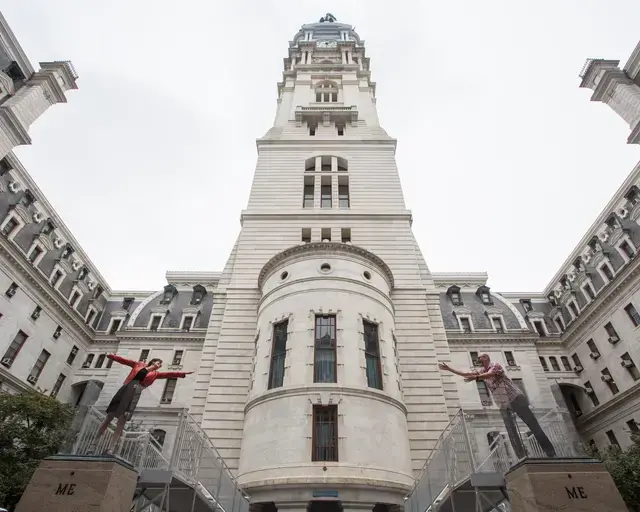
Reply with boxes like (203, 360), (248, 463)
(3, 1), (640, 292)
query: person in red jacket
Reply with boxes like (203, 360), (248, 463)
(93, 353), (193, 454)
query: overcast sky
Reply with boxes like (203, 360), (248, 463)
(3, 1), (640, 292)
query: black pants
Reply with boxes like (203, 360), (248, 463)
(500, 394), (556, 458)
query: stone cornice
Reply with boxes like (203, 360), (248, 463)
(0, 235), (94, 344)
(576, 380), (640, 431)
(241, 210), (412, 225)
(446, 332), (538, 345)
(246, 383), (406, 415)
(115, 331), (205, 342)
(257, 242), (394, 289)
(256, 138), (397, 149)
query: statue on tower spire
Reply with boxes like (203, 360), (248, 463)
(319, 13), (336, 23)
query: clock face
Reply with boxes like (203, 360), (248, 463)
(317, 40), (337, 49)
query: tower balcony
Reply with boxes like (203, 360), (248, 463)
(295, 104), (358, 127)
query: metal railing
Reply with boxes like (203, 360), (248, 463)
(404, 407), (584, 512)
(61, 406), (249, 512)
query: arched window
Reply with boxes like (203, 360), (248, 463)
(305, 157), (316, 172)
(151, 429), (166, 447)
(337, 157), (348, 172)
(315, 81), (338, 103)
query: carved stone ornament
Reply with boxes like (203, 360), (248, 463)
(87, 279), (97, 291)
(53, 237), (64, 249)
(619, 207), (629, 219)
(8, 181), (20, 193)
(32, 211), (44, 223)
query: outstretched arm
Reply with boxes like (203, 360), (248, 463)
(107, 353), (137, 367)
(438, 362), (477, 379)
(155, 371), (194, 379)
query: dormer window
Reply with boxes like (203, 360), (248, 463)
(605, 214), (618, 230)
(61, 245), (74, 260)
(548, 294), (557, 307)
(588, 237), (601, 253)
(18, 190), (34, 208)
(521, 299), (533, 312)
(92, 285), (104, 300)
(191, 285), (206, 305)
(477, 286), (492, 305)
(0, 157), (11, 176)
(447, 286), (463, 306)
(625, 185), (640, 206)
(160, 285), (177, 305)
(77, 267), (88, 280)
(122, 297), (134, 311)
(41, 220), (55, 235)
(560, 276), (569, 290)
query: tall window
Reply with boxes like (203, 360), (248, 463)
(601, 263), (614, 282)
(314, 315), (337, 383)
(549, 356), (560, 371)
(338, 177), (349, 208)
(625, 303), (640, 327)
(606, 430), (620, 448)
(161, 379), (177, 403)
(586, 339), (600, 358)
(604, 322), (620, 342)
(268, 320), (288, 389)
(95, 354), (106, 368)
(66, 346), (78, 365)
(363, 321), (382, 390)
(172, 350), (184, 366)
(459, 317), (472, 333)
(539, 357), (549, 371)
(303, 176), (314, 208)
(561, 356), (572, 371)
(109, 319), (122, 335)
(28, 350), (50, 383)
(1, 330), (28, 367)
(312, 405), (338, 461)
(150, 315), (162, 331)
(321, 179), (332, 208)
(601, 368), (619, 394)
(476, 380), (492, 405)
(51, 269), (63, 287)
(504, 351), (516, 367)
(492, 317), (504, 333)
(532, 320), (546, 337)
(140, 349), (150, 361)
(584, 381), (599, 406)
(620, 239), (635, 259)
(50, 374), (66, 398)
(83, 354), (94, 368)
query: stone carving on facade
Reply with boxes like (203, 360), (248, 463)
(8, 180), (20, 193)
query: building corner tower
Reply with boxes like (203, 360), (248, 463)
(190, 14), (458, 511)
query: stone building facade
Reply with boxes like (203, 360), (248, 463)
(1, 10), (640, 510)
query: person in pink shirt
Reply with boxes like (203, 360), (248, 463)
(439, 353), (556, 459)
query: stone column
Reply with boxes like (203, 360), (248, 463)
(15, 455), (138, 512)
(505, 458), (627, 512)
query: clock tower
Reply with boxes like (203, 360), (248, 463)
(190, 14), (457, 511)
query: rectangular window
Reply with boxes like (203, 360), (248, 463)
(309, 123), (317, 136)
(2, 216), (18, 236)
(109, 319), (122, 334)
(569, 393), (582, 416)
(31, 305), (41, 321)
(82, 354), (94, 368)
(568, 301), (579, 318)
(312, 405), (338, 461)
(5, 282), (18, 298)
(549, 356), (560, 371)
(621, 352), (640, 381)
(150, 315), (162, 331)
(451, 292), (462, 306)
(587, 339), (600, 358)
(627, 419), (639, 434)
(620, 240), (635, 259)
(86, 309), (96, 326)
(521, 299), (533, 312)
(539, 357), (549, 371)
(555, 315), (565, 332)
(512, 378), (527, 398)
(504, 351), (516, 366)
(268, 320), (288, 389)
(303, 176), (314, 208)
(364, 320), (383, 390)
(321, 228), (331, 242)
(161, 379), (177, 403)
(533, 320), (546, 337)
(50, 374), (66, 398)
(338, 177), (349, 208)
(140, 349), (150, 361)
(605, 322), (620, 342)
(584, 381), (599, 406)
(69, 291), (80, 307)
(321, 178), (332, 209)
(460, 317), (472, 333)
(601, 368), (619, 394)
(341, 228), (351, 243)
(51, 270), (63, 287)
(301, 228), (311, 243)
(122, 297), (134, 311)
(28, 350), (50, 383)
(182, 316), (194, 331)
(571, 353), (583, 369)
(1, 330), (28, 366)
(625, 303), (640, 327)
(493, 317), (504, 333)
(336, 124), (344, 136)
(561, 356), (572, 371)
(53, 326), (62, 339)
(314, 315), (337, 383)
(105, 358), (113, 368)
(606, 430), (620, 448)
(476, 380), (492, 405)
(583, 282), (596, 300)
(28, 245), (43, 263)
(66, 346), (78, 365)
(94, 354), (106, 368)
(601, 263), (614, 282)
(470, 351), (482, 366)
(172, 350), (184, 366)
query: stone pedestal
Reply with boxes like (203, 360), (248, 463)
(505, 458), (627, 512)
(15, 455), (137, 512)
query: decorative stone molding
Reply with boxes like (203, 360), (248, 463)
(8, 181), (20, 193)
(258, 242), (394, 289)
